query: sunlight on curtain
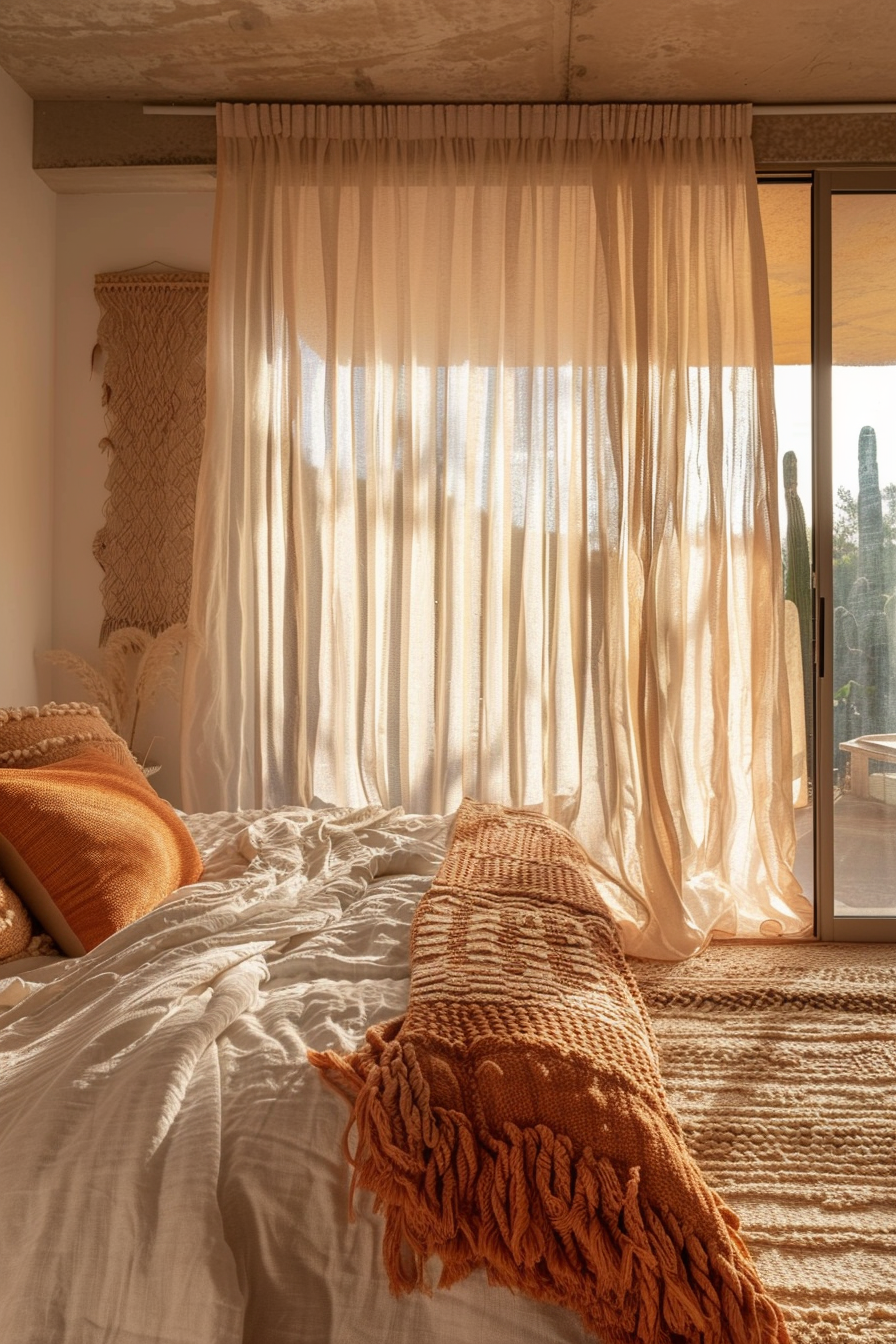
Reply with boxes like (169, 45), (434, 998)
(183, 102), (812, 958)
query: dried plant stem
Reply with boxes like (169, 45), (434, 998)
(128, 695), (142, 752)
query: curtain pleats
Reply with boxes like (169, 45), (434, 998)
(182, 101), (812, 958)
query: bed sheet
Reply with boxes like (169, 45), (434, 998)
(0, 804), (594, 1344)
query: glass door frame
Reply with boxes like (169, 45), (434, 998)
(813, 167), (896, 941)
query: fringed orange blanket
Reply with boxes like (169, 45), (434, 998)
(309, 800), (789, 1344)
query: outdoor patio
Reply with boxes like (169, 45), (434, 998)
(793, 789), (896, 916)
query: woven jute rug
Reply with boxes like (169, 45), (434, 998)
(631, 943), (896, 1344)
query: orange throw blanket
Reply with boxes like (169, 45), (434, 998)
(309, 800), (789, 1344)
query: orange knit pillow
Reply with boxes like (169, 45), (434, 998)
(0, 749), (202, 955)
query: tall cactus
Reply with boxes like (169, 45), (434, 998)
(858, 426), (884, 601)
(783, 450), (813, 779)
(833, 605), (862, 779)
(856, 426), (889, 736)
(861, 612), (890, 737)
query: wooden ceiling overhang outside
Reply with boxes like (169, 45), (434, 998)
(761, 184), (896, 365)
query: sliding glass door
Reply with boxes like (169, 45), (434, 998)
(815, 171), (896, 939)
(760, 170), (896, 939)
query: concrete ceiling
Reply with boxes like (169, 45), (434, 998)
(0, 0), (895, 105)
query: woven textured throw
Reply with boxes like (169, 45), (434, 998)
(93, 271), (208, 642)
(310, 800), (789, 1344)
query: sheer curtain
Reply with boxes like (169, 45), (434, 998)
(183, 101), (812, 958)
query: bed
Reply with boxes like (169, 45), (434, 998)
(2, 802), (893, 1344)
(0, 803), (599, 1344)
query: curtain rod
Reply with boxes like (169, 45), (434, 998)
(142, 103), (896, 117)
(753, 104), (896, 115)
(144, 106), (216, 115)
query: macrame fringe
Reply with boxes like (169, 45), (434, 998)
(309, 1036), (790, 1344)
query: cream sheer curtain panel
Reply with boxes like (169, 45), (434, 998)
(183, 101), (812, 958)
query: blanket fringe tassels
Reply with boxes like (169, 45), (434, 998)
(309, 1033), (789, 1344)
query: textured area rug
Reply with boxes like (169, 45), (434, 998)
(631, 943), (896, 1344)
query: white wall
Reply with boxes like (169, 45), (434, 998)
(0, 68), (56, 706)
(53, 191), (215, 806)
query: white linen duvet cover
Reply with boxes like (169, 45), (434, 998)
(0, 805), (593, 1344)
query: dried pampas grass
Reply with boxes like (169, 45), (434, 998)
(40, 649), (120, 727)
(129, 623), (186, 750)
(42, 623), (186, 751)
(101, 627), (153, 724)
(133, 624), (185, 711)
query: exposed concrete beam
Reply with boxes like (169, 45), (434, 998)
(31, 99), (896, 195)
(33, 101), (216, 170)
(33, 101), (216, 192)
(36, 164), (217, 193)
(753, 114), (896, 168)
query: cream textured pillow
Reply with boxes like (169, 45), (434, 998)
(0, 748), (203, 955)
(0, 877), (33, 962)
(0, 702), (138, 773)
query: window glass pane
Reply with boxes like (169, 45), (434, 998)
(831, 192), (896, 917)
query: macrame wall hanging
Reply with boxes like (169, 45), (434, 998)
(92, 270), (209, 642)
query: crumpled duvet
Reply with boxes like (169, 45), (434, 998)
(0, 805), (593, 1344)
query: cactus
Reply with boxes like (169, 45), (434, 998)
(833, 605), (862, 779)
(861, 610), (890, 738)
(886, 592), (896, 732)
(855, 427), (889, 736)
(858, 426), (884, 601)
(783, 451), (813, 779)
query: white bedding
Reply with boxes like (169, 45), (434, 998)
(0, 805), (593, 1344)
